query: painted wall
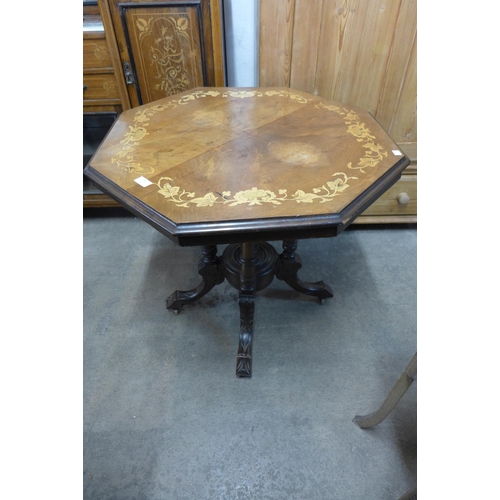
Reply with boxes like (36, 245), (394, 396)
(223, 0), (259, 87)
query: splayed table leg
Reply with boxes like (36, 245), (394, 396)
(166, 245), (225, 314)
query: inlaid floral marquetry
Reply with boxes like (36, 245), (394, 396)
(87, 87), (407, 225)
(122, 8), (204, 103)
(136, 15), (191, 95)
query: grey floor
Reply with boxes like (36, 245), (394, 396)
(83, 212), (417, 500)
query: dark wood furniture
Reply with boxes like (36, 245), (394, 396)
(84, 87), (410, 377)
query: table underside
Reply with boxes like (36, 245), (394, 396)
(166, 239), (333, 377)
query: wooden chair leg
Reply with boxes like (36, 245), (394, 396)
(353, 352), (417, 429)
(398, 486), (417, 500)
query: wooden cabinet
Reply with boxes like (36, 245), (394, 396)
(358, 173), (417, 222)
(83, 3), (123, 114)
(83, 0), (226, 207)
(259, 0), (417, 224)
(97, 0), (225, 110)
(84, 1), (123, 207)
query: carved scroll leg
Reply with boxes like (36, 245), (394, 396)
(236, 242), (257, 378)
(275, 239), (333, 304)
(166, 245), (224, 314)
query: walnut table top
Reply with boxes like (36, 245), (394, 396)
(85, 87), (409, 246)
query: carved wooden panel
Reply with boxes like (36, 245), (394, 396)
(99, 0), (225, 109)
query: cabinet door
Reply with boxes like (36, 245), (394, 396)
(100, 0), (225, 108)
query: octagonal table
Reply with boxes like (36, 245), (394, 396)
(84, 87), (409, 377)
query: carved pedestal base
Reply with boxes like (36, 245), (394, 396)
(166, 240), (333, 377)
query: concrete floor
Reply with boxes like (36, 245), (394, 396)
(83, 211), (417, 500)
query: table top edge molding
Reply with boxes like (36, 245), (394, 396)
(84, 153), (409, 245)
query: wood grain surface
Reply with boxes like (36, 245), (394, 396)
(260, 0), (417, 145)
(259, 0), (296, 87)
(87, 87), (409, 228)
